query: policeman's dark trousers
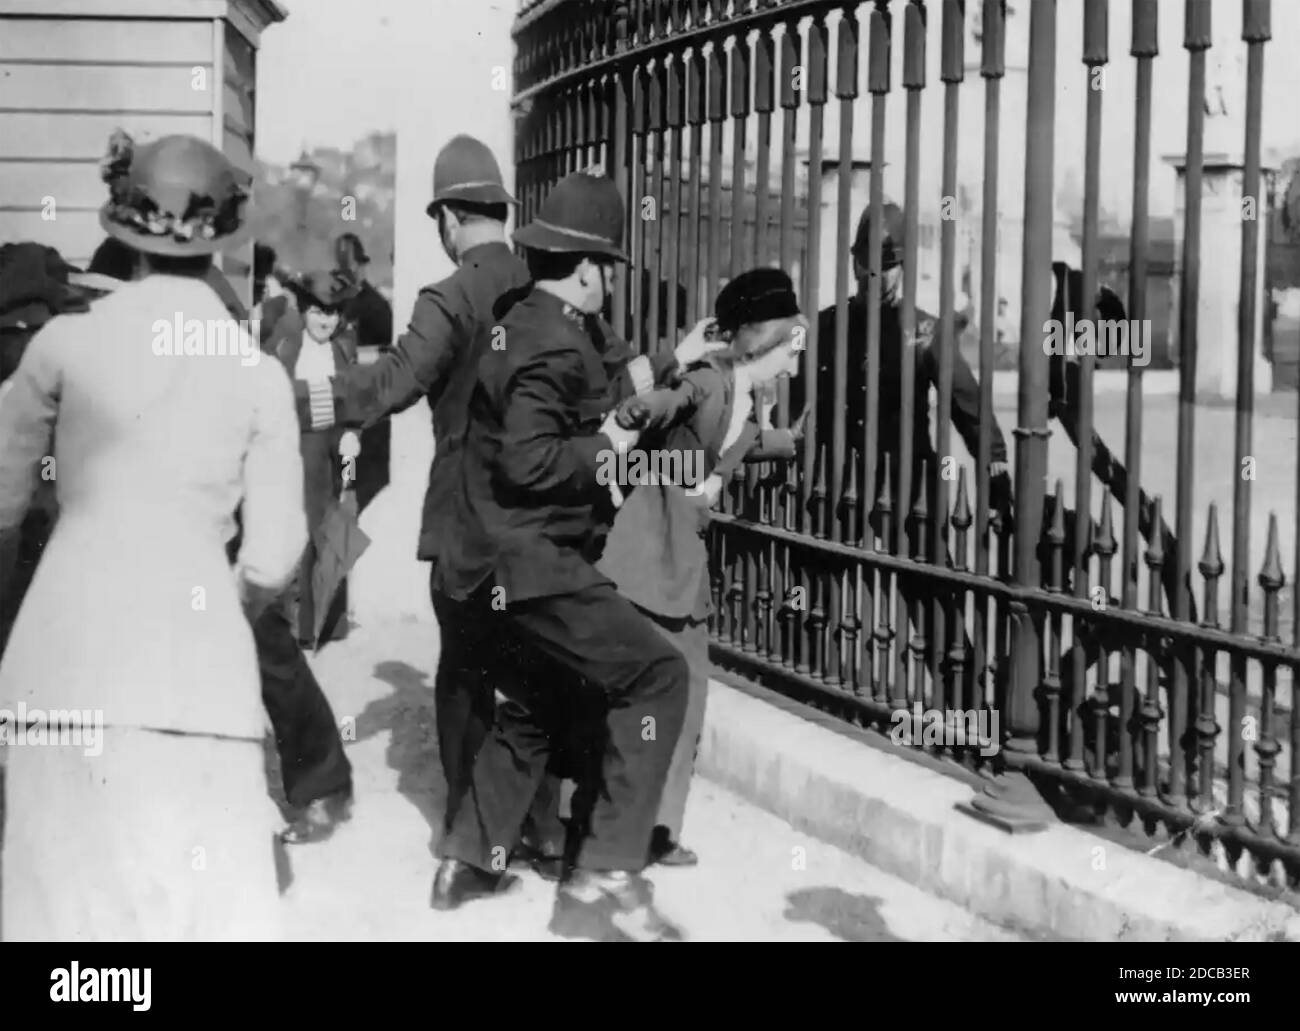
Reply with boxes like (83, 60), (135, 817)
(440, 582), (689, 874)
(252, 601), (353, 808)
(430, 575), (565, 850)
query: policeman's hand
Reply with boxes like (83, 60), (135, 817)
(339, 431), (361, 460)
(674, 317), (728, 369)
(615, 396), (651, 431)
(599, 410), (640, 453)
(989, 461), (1009, 480)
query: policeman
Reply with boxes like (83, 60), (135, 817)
(792, 201), (1010, 531)
(432, 171), (689, 942)
(294, 139), (684, 877)
(282, 134), (536, 856)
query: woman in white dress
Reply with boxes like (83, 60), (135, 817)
(0, 133), (306, 941)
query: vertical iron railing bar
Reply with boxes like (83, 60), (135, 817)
(891, 0), (926, 713)
(1239, 0), (1272, 834)
(864, 0), (891, 703)
(1068, 0), (1107, 775)
(975, 0), (1005, 724)
(1117, 0), (1158, 794)
(933, 0), (964, 715)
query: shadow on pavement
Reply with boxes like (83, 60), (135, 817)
(783, 887), (907, 942)
(353, 658), (446, 857)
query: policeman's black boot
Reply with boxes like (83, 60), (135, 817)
(648, 825), (699, 867)
(549, 870), (684, 942)
(430, 858), (521, 911)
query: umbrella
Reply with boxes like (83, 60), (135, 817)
(310, 475), (371, 650)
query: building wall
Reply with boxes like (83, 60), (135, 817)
(0, 15), (216, 269)
(0, 1), (279, 307)
(220, 19), (257, 308)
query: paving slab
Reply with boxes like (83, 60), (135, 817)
(287, 617), (1024, 942)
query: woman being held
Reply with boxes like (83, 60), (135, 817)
(596, 267), (807, 866)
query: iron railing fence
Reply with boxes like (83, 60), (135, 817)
(512, 0), (1300, 886)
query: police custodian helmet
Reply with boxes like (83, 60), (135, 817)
(426, 134), (518, 217)
(512, 172), (627, 263)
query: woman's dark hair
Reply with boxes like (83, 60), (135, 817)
(87, 236), (138, 282)
(525, 248), (587, 283)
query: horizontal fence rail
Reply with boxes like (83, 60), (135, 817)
(512, 0), (1300, 887)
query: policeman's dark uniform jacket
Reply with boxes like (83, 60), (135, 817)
(436, 172), (690, 883)
(790, 203), (1008, 526)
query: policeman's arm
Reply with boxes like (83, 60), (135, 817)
(599, 326), (678, 401)
(311, 283), (463, 432)
(924, 343), (1009, 464)
(493, 347), (611, 502)
(620, 366), (713, 431)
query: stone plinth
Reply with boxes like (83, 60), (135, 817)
(1165, 153), (1276, 402)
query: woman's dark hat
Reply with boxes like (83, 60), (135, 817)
(426, 134), (518, 217)
(98, 131), (252, 257)
(513, 172), (627, 262)
(290, 269), (359, 312)
(714, 268), (801, 334)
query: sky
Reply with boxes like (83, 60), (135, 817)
(256, 0), (408, 165)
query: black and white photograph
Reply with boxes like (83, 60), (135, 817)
(1, 0), (1299, 979)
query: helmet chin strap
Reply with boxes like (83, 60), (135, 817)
(597, 262), (613, 319)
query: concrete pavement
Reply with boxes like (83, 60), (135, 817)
(289, 402), (1031, 941)
(283, 616), (1023, 941)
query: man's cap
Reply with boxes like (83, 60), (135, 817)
(513, 172), (627, 262)
(334, 232), (369, 267)
(714, 267), (801, 335)
(98, 131), (252, 257)
(426, 134), (518, 217)
(290, 268), (359, 312)
(851, 201), (905, 269)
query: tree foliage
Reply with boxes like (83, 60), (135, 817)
(247, 132), (395, 288)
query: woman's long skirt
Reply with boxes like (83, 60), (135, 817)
(649, 615), (710, 840)
(1, 727), (283, 942)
